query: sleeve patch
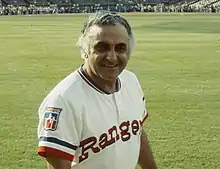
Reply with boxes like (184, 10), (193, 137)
(43, 107), (62, 131)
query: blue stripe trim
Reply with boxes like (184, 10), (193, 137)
(79, 66), (107, 94)
(39, 136), (78, 150)
(78, 68), (104, 94)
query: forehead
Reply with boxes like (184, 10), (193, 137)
(87, 24), (129, 45)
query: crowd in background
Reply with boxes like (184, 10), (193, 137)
(0, 1), (220, 15)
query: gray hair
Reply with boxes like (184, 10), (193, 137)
(76, 11), (135, 59)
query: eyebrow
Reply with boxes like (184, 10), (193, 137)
(94, 41), (127, 46)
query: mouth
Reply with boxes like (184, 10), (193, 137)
(101, 64), (118, 68)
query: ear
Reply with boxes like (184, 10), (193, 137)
(79, 46), (88, 59)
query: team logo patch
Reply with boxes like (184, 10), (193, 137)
(43, 107), (62, 131)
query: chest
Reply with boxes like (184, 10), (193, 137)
(76, 89), (143, 162)
(83, 88), (143, 135)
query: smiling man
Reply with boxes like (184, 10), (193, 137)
(37, 11), (158, 169)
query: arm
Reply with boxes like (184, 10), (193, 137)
(138, 130), (158, 169)
(46, 157), (71, 169)
(37, 94), (82, 169)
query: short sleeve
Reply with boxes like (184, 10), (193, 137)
(37, 93), (82, 161)
(141, 96), (149, 125)
(131, 72), (149, 125)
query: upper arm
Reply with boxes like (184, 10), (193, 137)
(46, 157), (72, 169)
(37, 93), (82, 163)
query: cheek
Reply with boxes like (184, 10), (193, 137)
(118, 54), (129, 64)
(94, 53), (106, 64)
(88, 54), (103, 68)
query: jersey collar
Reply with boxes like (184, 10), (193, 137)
(77, 66), (121, 95)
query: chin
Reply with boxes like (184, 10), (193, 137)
(101, 74), (118, 82)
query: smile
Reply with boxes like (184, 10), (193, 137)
(103, 64), (118, 68)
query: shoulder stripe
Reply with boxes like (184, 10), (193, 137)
(39, 136), (78, 150)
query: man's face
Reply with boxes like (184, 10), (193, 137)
(85, 24), (130, 82)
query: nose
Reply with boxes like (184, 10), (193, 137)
(106, 49), (117, 62)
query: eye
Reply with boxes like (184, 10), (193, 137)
(94, 42), (110, 53)
(115, 44), (127, 53)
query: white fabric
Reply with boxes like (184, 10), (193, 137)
(37, 67), (148, 169)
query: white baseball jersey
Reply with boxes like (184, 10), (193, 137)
(37, 66), (148, 169)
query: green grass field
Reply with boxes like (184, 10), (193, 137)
(0, 13), (220, 169)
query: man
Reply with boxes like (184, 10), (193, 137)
(37, 11), (157, 169)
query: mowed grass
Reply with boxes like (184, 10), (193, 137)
(0, 13), (220, 169)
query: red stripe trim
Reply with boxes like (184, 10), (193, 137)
(38, 146), (74, 161)
(143, 111), (149, 122)
(140, 111), (149, 125)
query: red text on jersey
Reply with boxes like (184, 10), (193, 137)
(79, 119), (143, 162)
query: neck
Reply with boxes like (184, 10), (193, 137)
(82, 64), (118, 94)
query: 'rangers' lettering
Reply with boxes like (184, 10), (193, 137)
(79, 119), (141, 162)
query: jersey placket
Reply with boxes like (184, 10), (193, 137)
(113, 92), (123, 124)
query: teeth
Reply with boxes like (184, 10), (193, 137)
(104, 65), (117, 67)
